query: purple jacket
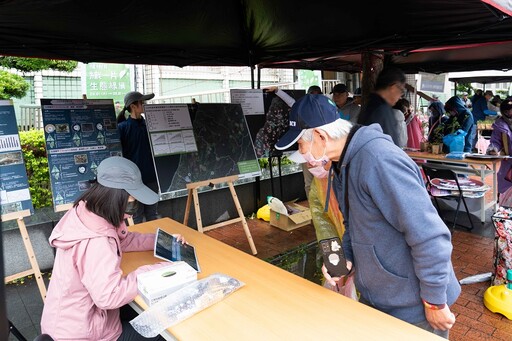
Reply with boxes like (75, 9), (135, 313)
(41, 201), (166, 340)
(488, 118), (512, 194)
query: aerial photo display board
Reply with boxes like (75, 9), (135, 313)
(0, 100), (34, 216)
(41, 99), (122, 210)
(144, 103), (260, 196)
(230, 89), (305, 147)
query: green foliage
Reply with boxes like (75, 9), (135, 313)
(0, 56), (78, 72)
(431, 124), (445, 144)
(456, 83), (473, 96)
(0, 70), (30, 99)
(19, 130), (52, 208)
(258, 155), (294, 169)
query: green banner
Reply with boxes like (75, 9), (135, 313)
(85, 63), (132, 107)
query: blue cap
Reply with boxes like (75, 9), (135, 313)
(275, 94), (338, 150)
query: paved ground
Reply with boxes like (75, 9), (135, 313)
(5, 199), (511, 340)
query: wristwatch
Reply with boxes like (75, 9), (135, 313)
(422, 299), (446, 310)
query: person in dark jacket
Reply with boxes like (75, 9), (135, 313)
(357, 67), (407, 146)
(275, 94), (460, 339)
(117, 91), (160, 223)
(427, 101), (448, 143)
(443, 96), (475, 153)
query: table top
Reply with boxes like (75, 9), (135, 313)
(121, 218), (442, 340)
(405, 151), (501, 166)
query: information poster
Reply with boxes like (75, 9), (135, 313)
(144, 104), (198, 156)
(230, 89), (265, 115)
(0, 100), (34, 216)
(41, 99), (122, 210)
(146, 103), (261, 197)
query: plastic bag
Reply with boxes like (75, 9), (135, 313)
(323, 270), (358, 301)
(130, 273), (244, 337)
(443, 129), (466, 153)
(256, 204), (270, 221)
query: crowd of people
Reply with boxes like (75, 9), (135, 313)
(37, 72), (511, 340)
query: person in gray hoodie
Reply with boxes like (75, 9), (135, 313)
(275, 94), (460, 339)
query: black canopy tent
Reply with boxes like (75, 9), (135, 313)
(0, 0), (511, 75)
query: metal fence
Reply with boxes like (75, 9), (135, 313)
(18, 104), (43, 131)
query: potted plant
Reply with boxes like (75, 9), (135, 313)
(430, 124), (445, 154)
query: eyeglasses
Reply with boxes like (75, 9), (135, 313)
(395, 83), (406, 95)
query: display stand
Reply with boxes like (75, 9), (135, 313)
(54, 203), (73, 213)
(268, 153), (283, 199)
(183, 175), (257, 255)
(2, 210), (46, 301)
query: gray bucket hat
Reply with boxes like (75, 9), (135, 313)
(97, 156), (159, 205)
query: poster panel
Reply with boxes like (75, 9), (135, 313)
(0, 100), (34, 216)
(40, 99), (122, 210)
(144, 103), (260, 198)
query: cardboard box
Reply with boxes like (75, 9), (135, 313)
(270, 202), (312, 231)
(137, 261), (197, 306)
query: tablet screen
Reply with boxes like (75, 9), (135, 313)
(154, 228), (200, 272)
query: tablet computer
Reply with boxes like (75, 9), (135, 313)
(154, 228), (200, 272)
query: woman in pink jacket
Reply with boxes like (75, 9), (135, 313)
(41, 156), (183, 340)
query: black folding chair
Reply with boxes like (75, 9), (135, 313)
(421, 163), (475, 231)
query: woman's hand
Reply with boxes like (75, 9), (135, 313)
(172, 234), (187, 244)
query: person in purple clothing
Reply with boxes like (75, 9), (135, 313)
(486, 98), (512, 196)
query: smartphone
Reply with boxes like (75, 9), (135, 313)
(319, 237), (349, 277)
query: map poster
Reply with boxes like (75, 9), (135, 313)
(40, 99), (122, 210)
(149, 103), (261, 197)
(0, 100), (34, 216)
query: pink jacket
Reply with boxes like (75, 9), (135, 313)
(41, 201), (165, 340)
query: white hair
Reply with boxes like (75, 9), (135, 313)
(301, 118), (353, 142)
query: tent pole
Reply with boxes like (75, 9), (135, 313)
(257, 66), (261, 89)
(251, 65), (255, 89)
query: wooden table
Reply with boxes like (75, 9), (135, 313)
(406, 151), (501, 222)
(121, 218), (442, 340)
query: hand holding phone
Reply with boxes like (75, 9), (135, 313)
(319, 237), (349, 277)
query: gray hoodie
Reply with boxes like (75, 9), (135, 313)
(333, 124), (461, 324)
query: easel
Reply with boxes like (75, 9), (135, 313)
(2, 209), (46, 301)
(183, 175), (257, 255)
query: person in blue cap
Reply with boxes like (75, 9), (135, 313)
(275, 94), (460, 338)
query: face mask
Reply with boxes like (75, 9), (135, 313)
(125, 200), (139, 215)
(302, 135), (330, 168)
(308, 165), (330, 178)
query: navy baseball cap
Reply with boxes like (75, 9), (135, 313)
(275, 94), (338, 150)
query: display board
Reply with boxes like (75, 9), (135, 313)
(230, 89), (305, 147)
(144, 103), (260, 197)
(0, 100), (34, 216)
(40, 99), (122, 210)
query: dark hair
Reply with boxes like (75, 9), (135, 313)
(393, 98), (410, 112)
(375, 67), (406, 91)
(73, 182), (128, 227)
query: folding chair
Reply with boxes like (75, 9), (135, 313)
(421, 163), (475, 231)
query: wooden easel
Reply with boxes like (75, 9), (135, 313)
(183, 175), (257, 255)
(2, 209), (47, 301)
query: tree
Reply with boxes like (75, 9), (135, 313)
(0, 70), (30, 99)
(0, 56), (78, 99)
